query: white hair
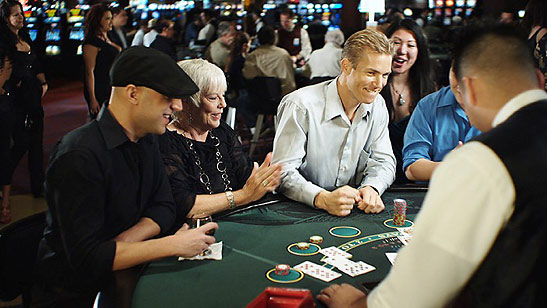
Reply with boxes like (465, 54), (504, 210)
(325, 29), (345, 47)
(176, 59), (227, 108)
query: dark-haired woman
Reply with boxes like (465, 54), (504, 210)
(0, 0), (48, 223)
(523, 0), (547, 91)
(380, 18), (436, 184)
(83, 3), (120, 119)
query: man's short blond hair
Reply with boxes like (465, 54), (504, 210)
(342, 29), (394, 68)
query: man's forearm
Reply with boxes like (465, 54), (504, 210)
(405, 159), (439, 181)
(114, 217), (161, 243)
(113, 236), (175, 271)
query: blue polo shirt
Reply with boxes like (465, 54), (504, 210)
(402, 86), (481, 172)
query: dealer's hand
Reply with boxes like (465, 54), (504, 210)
(314, 186), (361, 217)
(357, 186), (384, 214)
(317, 283), (368, 308)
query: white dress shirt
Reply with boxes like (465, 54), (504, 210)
(131, 29), (145, 46)
(143, 30), (158, 47)
(307, 42), (342, 79)
(272, 78), (396, 206)
(368, 89), (547, 308)
(197, 23), (215, 45)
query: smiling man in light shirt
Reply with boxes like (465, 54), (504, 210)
(272, 29), (396, 216)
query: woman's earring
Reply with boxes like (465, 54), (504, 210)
(186, 112), (193, 124)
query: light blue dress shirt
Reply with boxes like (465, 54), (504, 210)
(272, 78), (396, 206)
(402, 86), (481, 172)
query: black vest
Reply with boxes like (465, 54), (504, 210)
(277, 25), (302, 56)
(455, 99), (547, 307)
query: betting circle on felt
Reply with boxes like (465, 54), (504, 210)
(328, 226), (362, 238)
(266, 268), (304, 283)
(383, 219), (414, 229)
(287, 243), (321, 256)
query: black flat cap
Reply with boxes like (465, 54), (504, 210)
(110, 46), (198, 98)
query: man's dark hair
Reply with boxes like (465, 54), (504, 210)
(280, 8), (294, 18)
(257, 26), (275, 46)
(452, 22), (534, 81)
(154, 20), (170, 33)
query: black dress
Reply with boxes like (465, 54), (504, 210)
(8, 46), (45, 194)
(158, 122), (253, 225)
(83, 36), (119, 117)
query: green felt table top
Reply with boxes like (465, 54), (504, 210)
(132, 190), (426, 308)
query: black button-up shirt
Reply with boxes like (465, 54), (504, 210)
(38, 106), (175, 292)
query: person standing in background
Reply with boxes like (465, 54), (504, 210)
(108, 6), (128, 50)
(0, 0), (48, 219)
(83, 3), (120, 119)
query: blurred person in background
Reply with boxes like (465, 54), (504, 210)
(523, 0), (547, 91)
(83, 3), (120, 119)
(108, 6), (128, 49)
(306, 29), (344, 84)
(204, 21), (235, 71)
(0, 0), (48, 220)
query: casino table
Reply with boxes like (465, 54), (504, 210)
(131, 189), (426, 307)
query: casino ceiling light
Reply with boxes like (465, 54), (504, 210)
(403, 8), (412, 16)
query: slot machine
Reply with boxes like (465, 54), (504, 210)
(66, 6), (86, 56)
(42, 8), (63, 56)
(429, 0), (476, 25)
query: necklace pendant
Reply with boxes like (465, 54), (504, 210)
(398, 95), (406, 106)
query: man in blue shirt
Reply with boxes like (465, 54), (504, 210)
(403, 66), (481, 181)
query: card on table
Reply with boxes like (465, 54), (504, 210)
(385, 252), (397, 265)
(397, 227), (414, 246)
(323, 256), (375, 277)
(294, 261), (342, 282)
(319, 246), (352, 259)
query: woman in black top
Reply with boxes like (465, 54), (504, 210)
(523, 0), (547, 91)
(379, 19), (436, 184)
(159, 59), (281, 226)
(83, 3), (120, 119)
(0, 0), (48, 223)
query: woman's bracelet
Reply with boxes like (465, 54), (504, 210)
(225, 190), (236, 209)
(41, 81), (48, 86)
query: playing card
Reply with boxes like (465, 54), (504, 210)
(323, 255), (357, 268)
(397, 227), (413, 245)
(294, 261), (342, 282)
(336, 261), (375, 277)
(385, 252), (398, 265)
(319, 246), (352, 259)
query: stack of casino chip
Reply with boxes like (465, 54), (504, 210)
(296, 242), (310, 250)
(275, 264), (291, 276)
(393, 199), (407, 226)
(309, 235), (323, 244)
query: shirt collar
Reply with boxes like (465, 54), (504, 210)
(97, 106), (153, 149)
(323, 77), (372, 122)
(492, 89), (547, 127)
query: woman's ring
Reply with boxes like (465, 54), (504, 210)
(262, 180), (268, 187)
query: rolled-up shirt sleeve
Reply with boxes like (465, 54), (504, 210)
(46, 150), (116, 283)
(360, 101), (396, 194)
(402, 99), (434, 172)
(273, 99), (324, 206)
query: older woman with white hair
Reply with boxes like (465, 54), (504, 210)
(306, 29), (345, 84)
(158, 59), (281, 224)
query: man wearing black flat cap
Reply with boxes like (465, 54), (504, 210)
(31, 47), (218, 307)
